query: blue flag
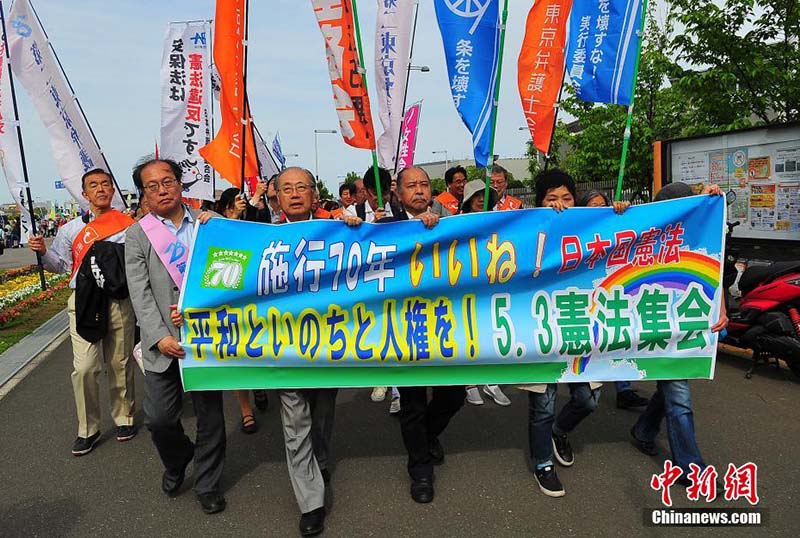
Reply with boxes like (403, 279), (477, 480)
(434, 0), (500, 168)
(272, 132), (286, 169)
(565, 0), (643, 105)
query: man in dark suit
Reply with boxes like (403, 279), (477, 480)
(125, 158), (226, 515)
(379, 166), (464, 504)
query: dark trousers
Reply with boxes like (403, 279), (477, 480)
(528, 384), (600, 465)
(144, 360), (226, 495)
(398, 386), (464, 480)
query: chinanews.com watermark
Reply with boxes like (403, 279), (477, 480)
(644, 461), (766, 528)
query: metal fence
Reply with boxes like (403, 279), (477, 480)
(507, 180), (651, 208)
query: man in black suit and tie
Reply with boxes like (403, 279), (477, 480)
(379, 166), (465, 504)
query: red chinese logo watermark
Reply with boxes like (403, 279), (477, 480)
(651, 461), (759, 507)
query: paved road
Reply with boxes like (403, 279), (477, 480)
(0, 239), (52, 271)
(0, 342), (797, 537)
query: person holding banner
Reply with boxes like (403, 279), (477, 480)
(490, 165), (524, 210)
(29, 168), (137, 456)
(522, 169), (600, 498)
(378, 166), (464, 504)
(630, 182), (729, 483)
(125, 158), (226, 515)
(272, 166), (360, 536)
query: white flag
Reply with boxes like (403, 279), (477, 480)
(7, 0), (124, 210)
(160, 22), (215, 201)
(253, 126), (280, 180)
(374, 0), (415, 170)
(0, 38), (33, 244)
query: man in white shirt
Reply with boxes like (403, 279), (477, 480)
(29, 169), (137, 456)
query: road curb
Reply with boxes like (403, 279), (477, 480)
(0, 308), (69, 397)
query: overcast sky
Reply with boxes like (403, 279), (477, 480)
(1, 0), (559, 204)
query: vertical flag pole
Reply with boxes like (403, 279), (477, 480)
(393, 0), (420, 175)
(207, 18), (217, 196)
(614, 0), (648, 202)
(483, 0), (510, 210)
(0, 0), (46, 290)
(543, 66), (567, 171)
(238, 0), (251, 195)
(350, 0), (383, 209)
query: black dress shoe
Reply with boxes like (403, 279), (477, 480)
(410, 477), (434, 503)
(299, 507), (326, 536)
(162, 444), (195, 497)
(617, 389), (649, 409)
(197, 492), (226, 514)
(429, 438), (444, 466)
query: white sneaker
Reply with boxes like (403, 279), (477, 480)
(371, 387), (387, 402)
(389, 397), (401, 414)
(465, 386), (484, 405)
(483, 385), (511, 406)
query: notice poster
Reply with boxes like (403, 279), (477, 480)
(727, 148), (748, 184)
(675, 153), (708, 184)
(775, 182), (800, 232)
(749, 183), (777, 231)
(748, 156), (771, 181)
(730, 187), (749, 222)
(708, 151), (726, 185)
(775, 147), (800, 180)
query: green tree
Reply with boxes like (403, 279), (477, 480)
(670, 0), (799, 130)
(317, 182), (333, 200)
(343, 171), (360, 185)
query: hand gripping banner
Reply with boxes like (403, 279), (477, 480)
(178, 195), (726, 391)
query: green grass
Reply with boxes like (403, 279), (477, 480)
(0, 288), (71, 354)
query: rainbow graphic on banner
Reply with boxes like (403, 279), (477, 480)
(571, 251), (721, 375)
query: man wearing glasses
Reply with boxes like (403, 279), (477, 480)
(274, 166), (365, 536)
(29, 168), (137, 457)
(125, 158), (225, 515)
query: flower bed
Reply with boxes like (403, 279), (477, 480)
(0, 264), (39, 284)
(0, 270), (70, 326)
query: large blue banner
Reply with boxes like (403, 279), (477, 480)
(178, 196), (725, 391)
(433, 0), (500, 168)
(565, 0), (643, 105)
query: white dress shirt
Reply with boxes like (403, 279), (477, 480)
(343, 202), (393, 223)
(41, 212), (127, 288)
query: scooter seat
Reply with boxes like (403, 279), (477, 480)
(738, 261), (800, 295)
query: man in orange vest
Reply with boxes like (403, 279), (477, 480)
(491, 164), (524, 210)
(29, 169), (137, 456)
(433, 165), (467, 215)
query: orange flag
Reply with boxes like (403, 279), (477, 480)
(311, 0), (376, 150)
(518, 0), (572, 155)
(199, 0), (259, 187)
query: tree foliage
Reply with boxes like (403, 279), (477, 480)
(527, 0), (798, 193)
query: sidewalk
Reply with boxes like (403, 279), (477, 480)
(0, 309), (68, 398)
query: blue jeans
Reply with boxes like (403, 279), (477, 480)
(632, 380), (704, 472)
(528, 383), (600, 466)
